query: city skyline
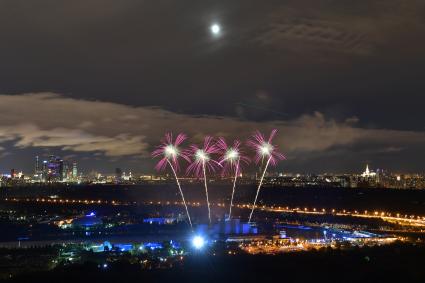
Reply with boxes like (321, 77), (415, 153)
(1, 152), (423, 177)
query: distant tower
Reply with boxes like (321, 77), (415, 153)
(115, 168), (123, 183)
(59, 159), (64, 181)
(42, 160), (48, 182)
(62, 161), (68, 181)
(72, 162), (78, 179)
(35, 156), (40, 175)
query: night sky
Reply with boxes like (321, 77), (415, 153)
(0, 0), (424, 174)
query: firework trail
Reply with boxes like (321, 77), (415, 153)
(186, 136), (221, 224)
(247, 129), (285, 223)
(217, 138), (250, 220)
(152, 133), (192, 228)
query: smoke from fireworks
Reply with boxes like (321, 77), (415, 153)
(186, 136), (221, 224)
(217, 138), (250, 220)
(247, 129), (285, 223)
(152, 133), (193, 228)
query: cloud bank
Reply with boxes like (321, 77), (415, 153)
(0, 93), (424, 162)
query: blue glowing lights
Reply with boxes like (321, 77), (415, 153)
(192, 236), (206, 249)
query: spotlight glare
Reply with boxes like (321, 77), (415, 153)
(192, 236), (206, 249)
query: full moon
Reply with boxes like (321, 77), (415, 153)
(210, 24), (221, 35)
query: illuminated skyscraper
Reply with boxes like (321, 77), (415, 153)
(361, 164), (376, 178)
(41, 155), (64, 182)
(62, 162), (68, 181)
(72, 162), (78, 180)
(35, 156), (40, 175)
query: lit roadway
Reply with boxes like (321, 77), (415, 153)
(3, 197), (425, 227)
(234, 204), (425, 227)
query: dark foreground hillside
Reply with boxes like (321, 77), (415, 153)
(5, 243), (425, 283)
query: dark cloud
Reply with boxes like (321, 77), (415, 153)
(0, 1), (424, 172)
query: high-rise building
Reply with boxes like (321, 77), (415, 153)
(10, 169), (16, 179)
(42, 160), (48, 181)
(35, 155), (79, 183)
(72, 162), (78, 180)
(62, 162), (68, 181)
(115, 168), (123, 183)
(41, 155), (64, 182)
(35, 156), (40, 175)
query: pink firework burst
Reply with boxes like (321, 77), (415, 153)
(217, 137), (250, 220)
(247, 129), (285, 223)
(217, 138), (250, 176)
(186, 136), (221, 224)
(151, 132), (190, 172)
(151, 132), (193, 228)
(246, 129), (286, 166)
(186, 136), (221, 177)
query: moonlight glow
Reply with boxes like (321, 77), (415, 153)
(210, 24), (221, 35)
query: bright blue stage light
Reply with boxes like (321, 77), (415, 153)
(192, 235), (206, 249)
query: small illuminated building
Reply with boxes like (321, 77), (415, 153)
(71, 213), (102, 228)
(88, 241), (134, 252)
(143, 217), (176, 225)
(196, 219), (258, 237)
